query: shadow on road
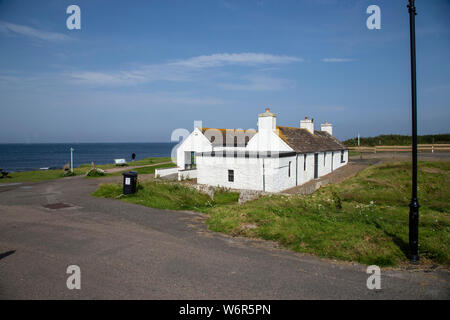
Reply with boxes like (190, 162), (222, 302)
(0, 250), (16, 261)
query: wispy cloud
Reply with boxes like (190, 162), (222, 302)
(168, 53), (303, 68)
(0, 20), (70, 42)
(219, 75), (293, 91)
(321, 58), (355, 63)
(67, 52), (303, 86)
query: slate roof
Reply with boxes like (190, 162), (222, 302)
(199, 126), (347, 152)
(201, 128), (257, 147)
(277, 126), (347, 153)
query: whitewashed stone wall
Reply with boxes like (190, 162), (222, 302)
(197, 156), (264, 191)
(197, 149), (348, 192)
(155, 167), (179, 177)
(266, 156), (297, 192)
(178, 169), (197, 180)
(176, 127), (212, 169)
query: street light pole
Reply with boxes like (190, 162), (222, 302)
(407, 0), (419, 263)
(70, 148), (74, 173)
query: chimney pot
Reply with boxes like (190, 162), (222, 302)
(321, 121), (333, 136)
(300, 116), (314, 134)
(265, 108), (270, 112)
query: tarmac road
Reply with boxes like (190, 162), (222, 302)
(0, 169), (448, 299)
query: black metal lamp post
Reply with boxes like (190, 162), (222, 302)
(407, 0), (419, 263)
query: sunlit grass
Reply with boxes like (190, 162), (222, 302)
(93, 160), (450, 267)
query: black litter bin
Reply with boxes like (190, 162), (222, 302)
(122, 171), (138, 194)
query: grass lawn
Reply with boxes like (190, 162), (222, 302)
(0, 157), (173, 183)
(348, 151), (361, 157)
(106, 162), (176, 176)
(92, 160), (450, 267)
(93, 181), (239, 211)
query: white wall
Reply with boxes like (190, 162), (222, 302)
(176, 128), (212, 169)
(197, 155), (299, 192)
(246, 130), (293, 152)
(196, 150), (348, 192)
(265, 156), (297, 192)
(318, 152), (333, 177)
(178, 169), (197, 180)
(197, 156), (264, 191)
(296, 153), (315, 185)
(155, 167), (179, 177)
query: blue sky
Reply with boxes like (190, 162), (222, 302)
(0, 0), (449, 143)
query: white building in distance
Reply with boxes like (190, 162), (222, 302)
(171, 108), (348, 192)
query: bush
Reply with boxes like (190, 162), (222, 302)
(62, 170), (75, 177)
(85, 168), (105, 177)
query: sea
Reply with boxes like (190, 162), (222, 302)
(0, 143), (177, 172)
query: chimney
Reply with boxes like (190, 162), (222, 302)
(258, 107), (276, 133)
(321, 120), (333, 135)
(300, 116), (314, 134)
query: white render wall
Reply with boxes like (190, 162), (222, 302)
(176, 128), (212, 169)
(266, 156), (297, 192)
(196, 150), (348, 192)
(155, 167), (179, 177)
(247, 130), (293, 152)
(178, 169), (197, 181)
(296, 153), (315, 185)
(197, 156), (264, 191)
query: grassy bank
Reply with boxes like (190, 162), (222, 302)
(0, 157), (173, 183)
(93, 181), (239, 211)
(106, 162), (176, 176)
(93, 160), (449, 267)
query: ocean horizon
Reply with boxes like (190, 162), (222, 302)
(0, 142), (177, 172)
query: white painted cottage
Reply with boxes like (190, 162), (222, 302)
(170, 108), (348, 192)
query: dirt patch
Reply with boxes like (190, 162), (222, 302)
(421, 167), (442, 174)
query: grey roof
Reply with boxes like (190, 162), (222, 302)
(201, 128), (257, 147)
(277, 126), (347, 153)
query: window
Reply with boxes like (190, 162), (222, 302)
(304, 154), (307, 171)
(288, 161), (291, 177)
(228, 170), (234, 182)
(341, 151), (345, 163)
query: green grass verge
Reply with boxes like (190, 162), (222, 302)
(348, 151), (361, 157)
(0, 157), (173, 183)
(93, 181), (239, 211)
(92, 160), (449, 267)
(109, 162), (176, 176)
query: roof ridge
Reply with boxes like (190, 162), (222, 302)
(202, 127), (256, 132)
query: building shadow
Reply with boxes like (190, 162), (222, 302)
(0, 250), (16, 261)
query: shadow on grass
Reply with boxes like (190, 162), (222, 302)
(374, 221), (409, 260)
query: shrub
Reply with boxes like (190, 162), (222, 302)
(86, 168), (105, 177)
(62, 170), (75, 177)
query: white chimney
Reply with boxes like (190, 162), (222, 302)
(321, 121), (333, 136)
(300, 116), (314, 134)
(258, 107), (276, 133)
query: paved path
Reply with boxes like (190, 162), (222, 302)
(0, 176), (448, 299)
(284, 159), (379, 194)
(103, 161), (173, 174)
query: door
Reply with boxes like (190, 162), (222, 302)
(314, 153), (319, 179)
(190, 151), (196, 168)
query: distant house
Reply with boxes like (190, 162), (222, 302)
(173, 108), (348, 192)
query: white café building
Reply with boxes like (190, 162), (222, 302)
(171, 108), (348, 192)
